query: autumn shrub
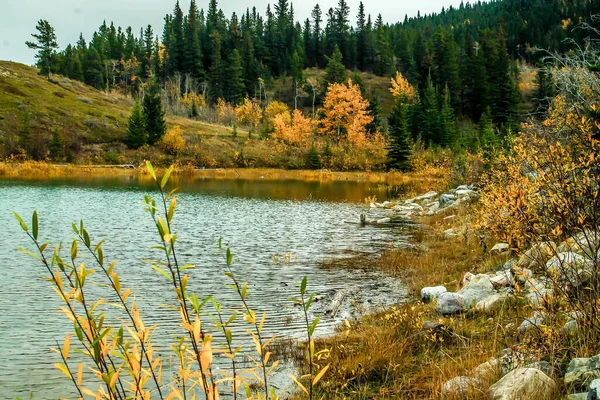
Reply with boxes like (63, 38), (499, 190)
(479, 42), (600, 360)
(161, 125), (186, 155)
(15, 162), (329, 399)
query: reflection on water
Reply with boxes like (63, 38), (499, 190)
(0, 177), (410, 398)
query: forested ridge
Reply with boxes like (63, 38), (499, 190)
(10, 0), (600, 168)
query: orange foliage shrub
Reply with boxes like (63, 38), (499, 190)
(161, 125), (186, 155)
(272, 110), (315, 144)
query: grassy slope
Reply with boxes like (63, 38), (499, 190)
(0, 61), (391, 169)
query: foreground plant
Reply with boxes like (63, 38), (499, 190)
(15, 161), (330, 399)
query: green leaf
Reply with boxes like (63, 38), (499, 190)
(39, 243), (48, 253)
(70, 240), (78, 261)
(82, 229), (91, 248)
(74, 323), (83, 342)
(32, 210), (38, 241)
(146, 161), (156, 181)
(12, 211), (28, 232)
(71, 222), (79, 235)
(300, 276), (308, 295)
(18, 248), (41, 261)
(306, 293), (315, 310)
(309, 317), (321, 336)
(152, 265), (173, 281)
(161, 165), (174, 189)
(226, 248), (233, 267)
(97, 247), (104, 267)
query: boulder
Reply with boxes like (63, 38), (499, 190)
(491, 270), (514, 288)
(458, 274), (496, 308)
(498, 258), (518, 272)
(426, 201), (440, 215)
(546, 252), (594, 287)
(512, 266), (534, 285)
(472, 358), (501, 378)
(413, 191), (438, 202)
(439, 193), (456, 208)
(437, 292), (465, 315)
(565, 356), (600, 388)
(558, 229), (600, 259)
(444, 228), (459, 238)
(458, 272), (474, 290)
(518, 242), (556, 269)
(518, 312), (546, 333)
(588, 378), (600, 400)
(523, 361), (553, 377)
(491, 243), (510, 255)
(421, 286), (447, 303)
(441, 376), (482, 396)
(476, 292), (510, 313)
(422, 320), (445, 333)
(566, 393), (589, 400)
(488, 368), (556, 400)
(376, 217), (391, 224)
(525, 287), (553, 307)
(562, 319), (579, 335)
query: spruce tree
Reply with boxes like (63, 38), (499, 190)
(143, 81), (166, 145)
(305, 144), (322, 169)
(387, 100), (412, 171)
(226, 49), (245, 104)
(439, 85), (458, 147)
(26, 19), (59, 80)
(324, 45), (346, 87)
(419, 77), (441, 145)
(48, 128), (65, 160)
(126, 101), (148, 149)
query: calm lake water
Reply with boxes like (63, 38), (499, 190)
(0, 176), (412, 399)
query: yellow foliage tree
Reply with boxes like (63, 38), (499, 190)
(272, 110), (315, 144)
(265, 100), (291, 124)
(216, 98), (235, 125)
(235, 97), (263, 130)
(161, 125), (186, 155)
(389, 72), (416, 103)
(319, 79), (373, 146)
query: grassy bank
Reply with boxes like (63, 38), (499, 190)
(0, 161), (447, 192)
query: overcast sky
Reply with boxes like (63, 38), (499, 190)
(1, 0), (470, 65)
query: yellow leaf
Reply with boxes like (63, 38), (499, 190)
(109, 371), (120, 388)
(200, 336), (213, 374)
(289, 374), (309, 395)
(193, 317), (201, 345)
(63, 334), (71, 359)
(313, 364), (330, 385)
(54, 363), (72, 379)
(77, 362), (84, 386)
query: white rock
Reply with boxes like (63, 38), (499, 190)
(517, 241), (555, 269)
(518, 312), (546, 333)
(491, 243), (510, 255)
(441, 376), (482, 396)
(488, 367), (556, 400)
(376, 217), (391, 224)
(476, 292), (510, 313)
(421, 286), (447, 303)
(437, 292), (465, 315)
(491, 270), (514, 288)
(444, 228), (459, 238)
(458, 274), (496, 308)
(426, 201), (440, 215)
(472, 358), (501, 378)
(546, 252), (594, 287)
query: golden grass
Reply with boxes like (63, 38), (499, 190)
(0, 161), (446, 191)
(298, 209), (532, 399)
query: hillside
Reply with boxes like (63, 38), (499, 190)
(0, 61), (390, 169)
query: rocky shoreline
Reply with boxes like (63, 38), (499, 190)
(368, 184), (600, 399)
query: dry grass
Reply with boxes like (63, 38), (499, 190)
(297, 209), (532, 399)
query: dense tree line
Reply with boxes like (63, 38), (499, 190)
(24, 0), (599, 167)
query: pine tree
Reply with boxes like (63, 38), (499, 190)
(26, 19), (59, 80)
(387, 100), (412, 171)
(324, 45), (346, 87)
(126, 101), (148, 149)
(209, 31), (223, 101)
(184, 0), (204, 80)
(226, 49), (245, 104)
(143, 81), (166, 145)
(48, 128), (65, 160)
(439, 85), (458, 147)
(478, 108), (496, 148)
(356, 2), (367, 71)
(419, 77), (440, 145)
(305, 144), (322, 169)
(311, 5), (324, 68)
(374, 14), (393, 76)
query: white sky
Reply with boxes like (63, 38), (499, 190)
(0, 0), (470, 65)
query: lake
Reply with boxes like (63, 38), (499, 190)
(0, 175), (412, 398)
